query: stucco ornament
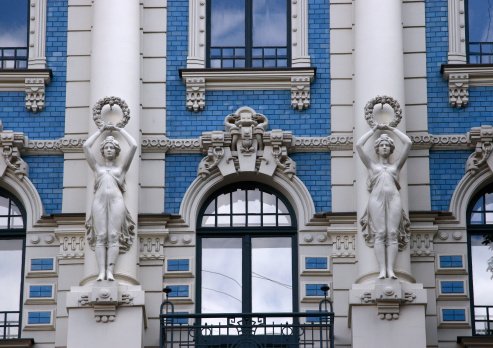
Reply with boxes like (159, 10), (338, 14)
(364, 95), (403, 128)
(84, 98), (137, 281)
(356, 97), (411, 279)
(92, 96), (131, 129)
(198, 107), (296, 179)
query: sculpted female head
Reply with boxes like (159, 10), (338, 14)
(374, 134), (395, 155)
(100, 136), (121, 158)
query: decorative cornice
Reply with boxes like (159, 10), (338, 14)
(0, 69), (51, 112)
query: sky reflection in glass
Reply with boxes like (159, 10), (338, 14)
(468, 0), (493, 42)
(0, 1), (28, 48)
(470, 234), (493, 306)
(253, 0), (287, 47)
(211, 0), (245, 46)
(0, 240), (23, 311)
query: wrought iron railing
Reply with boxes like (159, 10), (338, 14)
(468, 42), (493, 64)
(473, 305), (493, 335)
(0, 311), (21, 339)
(160, 287), (334, 348)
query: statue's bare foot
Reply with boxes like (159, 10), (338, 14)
(388, 272), (397, 279)
(107, 271), (115, 281)
(378, 271), (386, 279)
(96, 272), (105, 281)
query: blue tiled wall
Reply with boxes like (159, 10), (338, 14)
(166, 0), (330, 138)
(425, 0), (493, 134)
(0, 0), (67, 139)
(165, 154), (202, 213)
(24, 155), (64, 214)
(291, 153), (331, 212)
(429, 151), (471, 211)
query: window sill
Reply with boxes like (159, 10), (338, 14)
(179, 67), (316, 112)
(457, 336), (493, 347)
(441, 64), (493, 109)
(0, 69), (52, 113)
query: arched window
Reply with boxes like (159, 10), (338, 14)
(197, 183), (297, 318)
(467, 187), (493, 335)
(0, 190), (26, 339)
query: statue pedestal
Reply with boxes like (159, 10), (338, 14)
(66, 281), (146, 348)
(349, 279), (427, 348)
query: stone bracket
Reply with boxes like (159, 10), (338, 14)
(291, 76), (311, 110)
(185, 77), (205, 112)
(448, 73), (469, 109)
(0, 126), (29, 180)
(25, 77), (49, 113)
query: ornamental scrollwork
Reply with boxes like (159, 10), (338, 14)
(198, 107), (296, 179)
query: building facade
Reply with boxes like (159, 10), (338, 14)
(0, 0), (492, 347)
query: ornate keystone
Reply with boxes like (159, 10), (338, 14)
(198, 107), (297, 179)
(186, 77), (205, 112)
(448, 73), (469, 109)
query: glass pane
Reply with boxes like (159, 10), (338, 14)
(471, 234), (493, 306)
(486, 193), (493, 210)
(278, 199), (289, 214)
(232, 215), (246, 227)
(0, 217), (8, 229)
(202, 215), (215, 227)
(10, 202), (21, 216)
(467, 0), (493, 42)
(263, 215), (276, 226)
(252, 237), (292, 314)
(253, 0), (287, 46)
(217, 215), (230, 227)
(11, 217), (23, 229)
(223, 59), (234, 68)
(264, 59), (276, 68)
(0, 196), (9, 215)
(278, 215), (292, 226)
(277, 59), (288, 68)
(3, 60), (15, 69)
(232, 189), (246, 214)
(217, 193), (230, 214)
(248, 215), (261, 226)
(473, 196), (484, 212)
(247, 189), (261, 213)
(262, 192), (276, 213)
(471, 212), (484, 224)
(264, 48), (276, 58)
(0, 240), (23, 311)
(253, 48), (263, 58)
(211, 0), (245, 47)
(210, 59), (221, 68)
(234, 59), (245, 68)
(210, 48), (222, 59)
(202, 238), (242, 315)
(487, 213), (493, 224)
(204, 199), (216, 214)
(252, 59), (263, 68)
(223, 48), (234, 58)
(234, 48), (245, 58)
(0, 0), (29, 48)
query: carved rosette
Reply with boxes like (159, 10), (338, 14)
(466, 125), (493, 174)
(198, 107), (297, 179)
(448, 73), (469, 109)
(186, 77), (205, 112)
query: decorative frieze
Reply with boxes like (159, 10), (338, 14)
(55, 228), (86, 260)
(332, 234), (356, 258)
(198, 107), (297, 179)
(139, 233), (168, 261)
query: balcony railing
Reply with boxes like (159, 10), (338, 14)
(0, 311), (20, 339)
(160, 288), (334, 348)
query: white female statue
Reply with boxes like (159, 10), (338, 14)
(356, 123), (411, 279)
(84, 124), (137, 281)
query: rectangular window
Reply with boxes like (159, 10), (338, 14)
(306, 310), (329, 323)
(306, 257), (327, 269)
(442, 309), (466, 321)
(31, 258), (54, 271)
(467, 0), (493, 63)
(0, 0), (29, 69)
(29, 286), (53, 298)
(168, 285), (189, 297)
(207, 0), (290, 68)
(306, 284), (327, 296)
(439, 256), (463, 268)
(27, 312), (51, 324)
(168, 259), (190, 271)
(167, 312), (189, 324)
(441, 281), (465, 294)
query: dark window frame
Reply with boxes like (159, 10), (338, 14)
(0, 189), (27, 339)
(196, 182), (298, 316)
(205, 0), (292, 69)
(467, 186), (493, 336)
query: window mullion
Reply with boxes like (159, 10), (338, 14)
(243, 235), (252, 313)
(245, 0), (253, 68)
